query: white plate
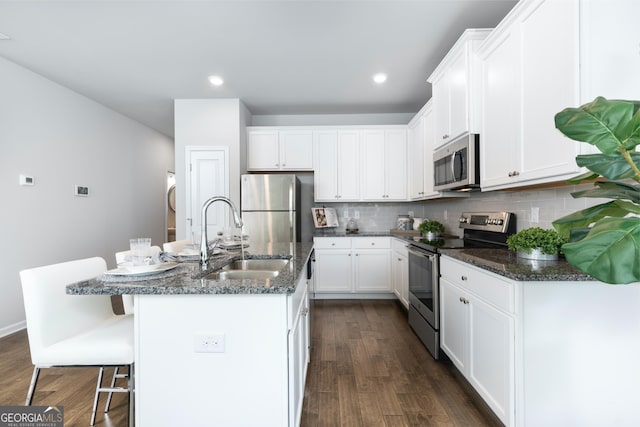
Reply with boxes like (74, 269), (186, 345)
(105, 262), (179, 276)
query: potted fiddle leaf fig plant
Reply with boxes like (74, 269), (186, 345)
(552, 96), (640, 284)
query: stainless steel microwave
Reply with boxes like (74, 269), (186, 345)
(433, 133), (480, 191)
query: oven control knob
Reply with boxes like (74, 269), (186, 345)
(497, 219), (504, 225)
(459, 216), (467, 223)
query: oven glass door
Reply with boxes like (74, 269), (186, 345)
(407, 247), (439, 328)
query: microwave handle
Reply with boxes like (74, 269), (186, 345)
(451, 151), (458, 181)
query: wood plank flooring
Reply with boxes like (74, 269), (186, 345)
(0, 300), (499, 426)
(300, 300), (500, 427)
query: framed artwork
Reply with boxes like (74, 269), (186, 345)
(312, 207), (339, 228)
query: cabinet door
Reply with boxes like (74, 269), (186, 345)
(448, 48), (469, 141)
(353, 250), (391, 292)
(439, 278), (468, 372)
(248, 130), (280, 170)
(408, 116), (425, 199)
(468, 294), (514, 426)
(288, 287), (307, 427)
(361, 129), (386, 200)
(385, 129), (408, 200)
(392, 251), (409, 308)
(432, 72), (451, 148)
(422, 104), (439, 198)
(314, 130), (339, 201)
(279, 130), (313, 170)
(480, 26), (521, 189)
(519, 0), (580, 182)
(314, 249), (352, 292)
(337, 130), (361, 200)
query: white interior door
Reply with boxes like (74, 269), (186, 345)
(185, 147), (228, 242)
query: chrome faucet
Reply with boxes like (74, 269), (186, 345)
(200, 196), (243, 270)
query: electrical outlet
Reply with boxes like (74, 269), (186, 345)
(343, 209), (349, 219)
(444, 210), (448, 220)
(408, 211), (414, 218)
(74, 185), (89, 197)
(531, 207), (540, 223)
(194, 333), (225, 353)
(354, 211), (360, 219)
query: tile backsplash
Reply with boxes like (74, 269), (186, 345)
(314, 182), (606, 236)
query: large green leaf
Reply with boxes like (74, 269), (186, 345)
(566, 171), (600, 184)
(554, 97), (638, 155)
(576, 152), (640, 180)
(561, 217), (640, 284)
(620, 104), (640, 150)
(552, 200), (636, 239)
(570, 181), (640, 203)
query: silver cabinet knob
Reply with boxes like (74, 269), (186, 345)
(461, 276), (468, 281)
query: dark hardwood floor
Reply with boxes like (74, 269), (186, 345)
(300, 300), (499, 427)
(1, 300), (498, 426)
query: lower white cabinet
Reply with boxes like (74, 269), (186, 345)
(440, 256), (515, 426)
(314, 237), (391, 295)
(288, 275), (310, 427)
(391, 238), (409, 308)
(440, 255), (640, 427)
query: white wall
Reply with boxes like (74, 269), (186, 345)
(173, 99), (250, 240)
(0, 57), (174, 337)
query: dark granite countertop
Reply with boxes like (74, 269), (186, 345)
(441, 248), (595, 282)
(66, 242), (314, 295)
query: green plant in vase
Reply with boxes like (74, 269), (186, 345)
(552, 97), (640, 284)
(419, 220), (445, 239)
(506, 227), (566, 260)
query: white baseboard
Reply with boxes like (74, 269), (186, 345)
(0, 320), (26, 338)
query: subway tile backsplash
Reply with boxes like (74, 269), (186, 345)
(314, 183), (605, 236)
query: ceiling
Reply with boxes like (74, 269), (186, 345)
(0, 0), (517, 137)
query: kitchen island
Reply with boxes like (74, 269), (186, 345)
(67, 242), (314, 427)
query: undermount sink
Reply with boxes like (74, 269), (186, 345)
(221, 258), (290, 271)
(215, 270), (280, 280)
(203, 257), (290, 281)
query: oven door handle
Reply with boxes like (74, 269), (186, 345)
(407, 247), (437, 261)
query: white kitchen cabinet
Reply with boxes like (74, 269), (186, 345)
(288, 275), (310, 427)
(313, 129), (360, 201)
(391, 238), (409, 308)
(479, 0), (639, 191)
(361, 128), (408, 201)
(440, 256), (515, 426)
(408, 109), (426, 200)
(428, 29), (491, 149)
(313, 237), (391, 295)
(247, 128), (313, 171)
(441, 254), (640, 427)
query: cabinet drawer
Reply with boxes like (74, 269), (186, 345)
(441, 256), (514, 313)
(313, 237), (351, 249)
(352, 237), (391, 249)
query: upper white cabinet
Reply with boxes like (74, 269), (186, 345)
(428, 29), (492, 149)
(361, 128), (408, 201)
(479, 0), (640, 191)
(247, 128), (313, 171)
(313, 129), (360, 201)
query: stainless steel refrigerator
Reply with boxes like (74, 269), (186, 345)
(241, 174), (301, 243)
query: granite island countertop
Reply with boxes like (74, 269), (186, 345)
(441, 247), (595, 282)
(66, 242), (314, 296)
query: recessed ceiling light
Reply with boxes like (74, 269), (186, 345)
(208, 75), (224, 86)
(373, 73), (387, 84)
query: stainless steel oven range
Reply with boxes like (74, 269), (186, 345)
(407, 211), (516, 359)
